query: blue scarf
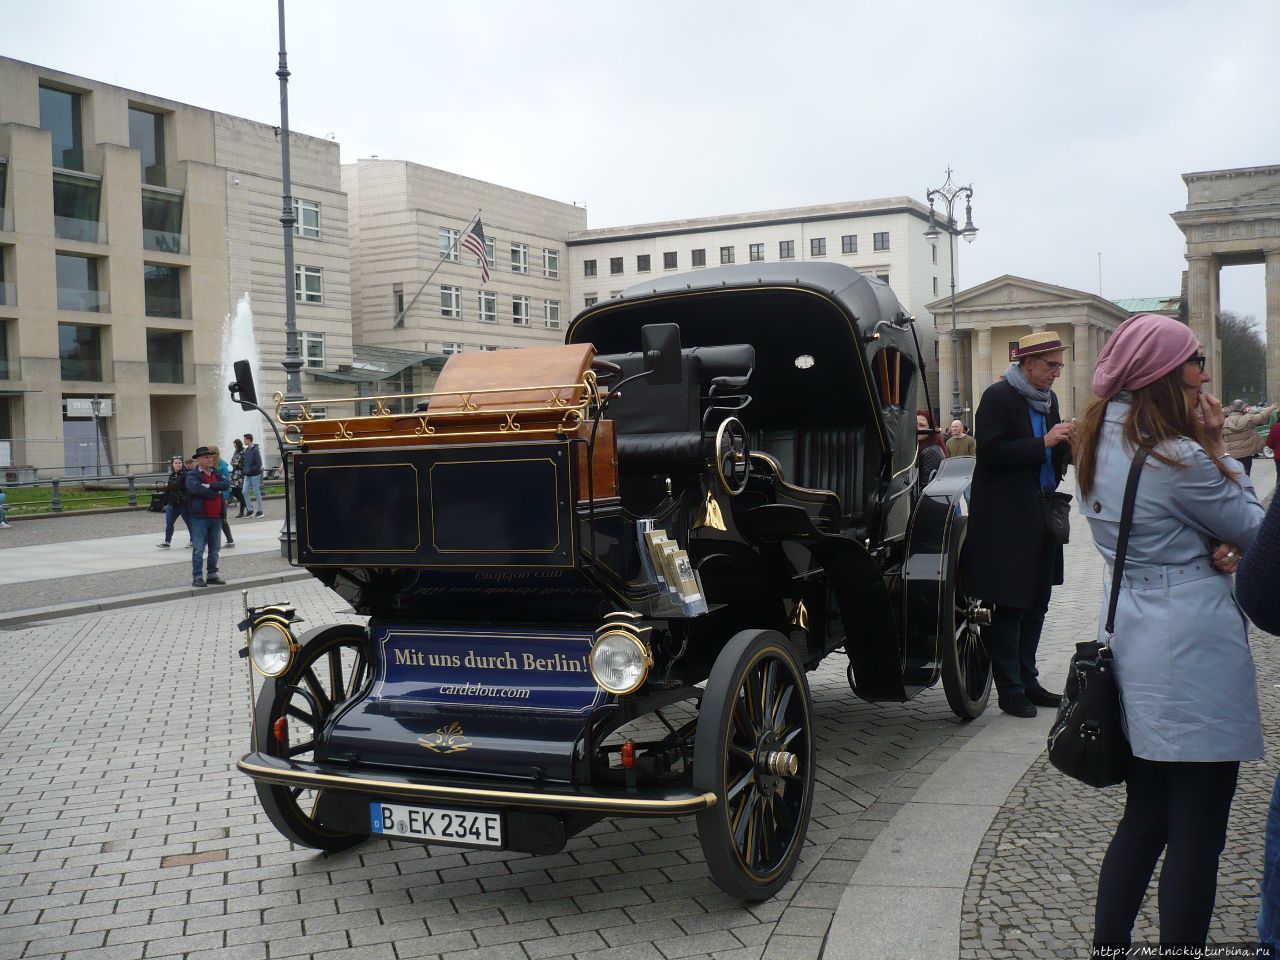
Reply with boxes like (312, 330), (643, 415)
(1003, 362), (1052, 414)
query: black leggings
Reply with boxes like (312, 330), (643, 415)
(231, 485), (248, 515)
(1093, 757), (1239, 949)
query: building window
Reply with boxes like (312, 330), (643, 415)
(40, 84), (83, 171)
(484, 237), (496, 267)
(438, 227), (459, 262)
(779, 240), (795, 260)
(637, 254), (651, 273)
(393, 283), (405, 328)
(55, 253), (103, 312)
(842, 234), (857, 254)
(300, 331), (325, 369)
(146, 329), (184, 384)
(512, 295), (530, 326)
(142, 188), (183, 253)
(478, 290), (497, 323)
(876, 272), (890, 284)
(511, 242), (529, 274)
(442, 342), (463, 356)
(931, 244), (938, 264)
(293, 198), (321, 239)
(479, 344), (500, 352)
(692, 248), (706, 267)
(544, 300), (561, 329)
(440, 285), (461, 319)
(663, 251), (677, 270)
(52, 172), (102, 243)
(610, 256), (623, 275)
(810, 237), (826, 257)
(749, 243), (764, 262)
(584, 259), (597, 277)
(720, 246), (734, 265)
(144, 263), (182, 319)
(543, 248), (559, 279)
(584, 295), (598, 308)
(128, 107), (166, 186)
(58, 323), (102, 381)
(933, 277), (939, 296)
(874, 231), (890, 251)
(294, 265), (323, 303)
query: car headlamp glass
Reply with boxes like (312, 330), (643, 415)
(248, 621), (295, 678)
(590, 631), (651, 695)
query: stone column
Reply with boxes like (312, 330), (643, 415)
(1268, 251), (1280, 400)
(1186, 255), (1217, 377)
(975, 327), (993, 397)
(1071, 321), (1093, 419)
(937, 328), (954, 421)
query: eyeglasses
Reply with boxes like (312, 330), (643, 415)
(1188, 354), (1207, 372)
(1030, 357), (1065, 371)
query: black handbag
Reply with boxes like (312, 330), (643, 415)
(1046, 448), (1148, 788)
(1041, 490), (1073, 544)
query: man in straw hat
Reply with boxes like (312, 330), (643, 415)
(962, 331), (1074, 718)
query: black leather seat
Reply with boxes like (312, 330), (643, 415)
(751, 426), (869, 533)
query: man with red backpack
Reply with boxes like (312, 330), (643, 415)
(185, 446), (228, 587)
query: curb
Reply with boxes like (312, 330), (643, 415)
(0, 568), (314, 629)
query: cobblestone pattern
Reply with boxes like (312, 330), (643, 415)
(0, 573), (990, 960)
(960, 470), (1278, 959)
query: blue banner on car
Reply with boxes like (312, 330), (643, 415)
(370, 625), (605, 716)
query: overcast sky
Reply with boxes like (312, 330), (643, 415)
(5, 0), (1277, 331)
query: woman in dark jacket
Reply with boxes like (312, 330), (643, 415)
(915, 409), (948, 484)
(229, 438), (249, 518)
(156, 456), (190, 548)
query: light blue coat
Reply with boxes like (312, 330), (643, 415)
(1079, 400), (1266, 762)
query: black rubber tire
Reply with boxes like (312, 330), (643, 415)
(694, 629), (815, 900)
(253, 623), (372, 852)
(941, 583), (992, 720)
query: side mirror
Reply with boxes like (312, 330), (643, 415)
(230, 359), (259, 412)
(641, 323), (682, 385)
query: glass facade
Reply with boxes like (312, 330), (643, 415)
(144, 264), (182, 318)
(146, 329), (184, 383)
(142, 189), (184, 252)
(0, 319), (10, 379)
(55, 253), (102, 312)
(40, 85), (83, 170)
(59, 322), (102, 381)
(52, 172), (102, 243)
(128, 107), (166, 186)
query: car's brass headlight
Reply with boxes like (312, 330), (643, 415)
(248, 621), (296, 678)
(590, 629), (653, 695)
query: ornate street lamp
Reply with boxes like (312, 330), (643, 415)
(924, 168), (978, 422)
(277, 0), (304, 410)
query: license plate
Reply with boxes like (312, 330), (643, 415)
(370, 802), (503, 848)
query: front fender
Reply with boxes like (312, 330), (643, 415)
(901, 457), (974, 689)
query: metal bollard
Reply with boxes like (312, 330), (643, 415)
(51, 479), (63, 513)
(126, 475), (137, 507)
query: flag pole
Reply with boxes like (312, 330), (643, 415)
(397, 208), (483, 327)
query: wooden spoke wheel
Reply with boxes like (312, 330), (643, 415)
(695, 630), (814, 900)
(253, 624), (371, 851)
(941, 588), (992, 720)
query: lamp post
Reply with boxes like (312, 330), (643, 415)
(277, 0), (304, 409)
(89, 394), (103, 478)
(923, 168), (978, 422)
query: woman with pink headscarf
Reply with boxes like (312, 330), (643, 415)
(1074, 313), (1264, 950)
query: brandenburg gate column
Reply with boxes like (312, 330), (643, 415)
(937, 327), (953, 420)
(973, 327), (993, 399)
(1186, 255), (1219, 382)
(1268, 251), (1280, 398)
(1071, 321), (1093, 419)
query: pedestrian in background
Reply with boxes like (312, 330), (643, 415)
(156, 455), (189, 549)
(209, 445), (236, 548)
(0, 487), (9, 529)
(1267, 414), (1280, 484)
(1224, 398), (1277, 476)
(915, 409), (948, 484)
(946, 419), (977, 457)
(1075, 313), (1264, 951)
(241, 433), (264, 517)
(961, 330), (1073, 718)
(185, 446), (228, 587)
(229, 438), (249, 518)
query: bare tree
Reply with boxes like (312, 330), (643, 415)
(1218, 311), (1268, 402)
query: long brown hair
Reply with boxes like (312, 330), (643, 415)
(1074, 367), (1239, 499)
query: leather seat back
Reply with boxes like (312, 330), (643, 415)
(751, 426), (868, 525)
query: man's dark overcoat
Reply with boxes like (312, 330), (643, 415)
(962, 377), (1069, 609)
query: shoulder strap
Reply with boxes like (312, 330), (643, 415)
(1105, 447), (1150, 641)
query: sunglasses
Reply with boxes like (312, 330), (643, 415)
(1188, 354), (1207, 372)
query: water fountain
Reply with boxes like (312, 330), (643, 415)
(216, 293), (264, 451)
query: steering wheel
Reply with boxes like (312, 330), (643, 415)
(715, 417), (750, 496)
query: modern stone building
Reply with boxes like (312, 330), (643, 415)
(927, 275), (1128, 422)
(0, 55), (350, 474)
(566, 198), (957, 404)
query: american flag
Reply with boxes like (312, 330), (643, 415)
(461, 219), (490, 285)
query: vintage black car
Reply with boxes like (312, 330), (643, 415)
(231, 262), (991, 900)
